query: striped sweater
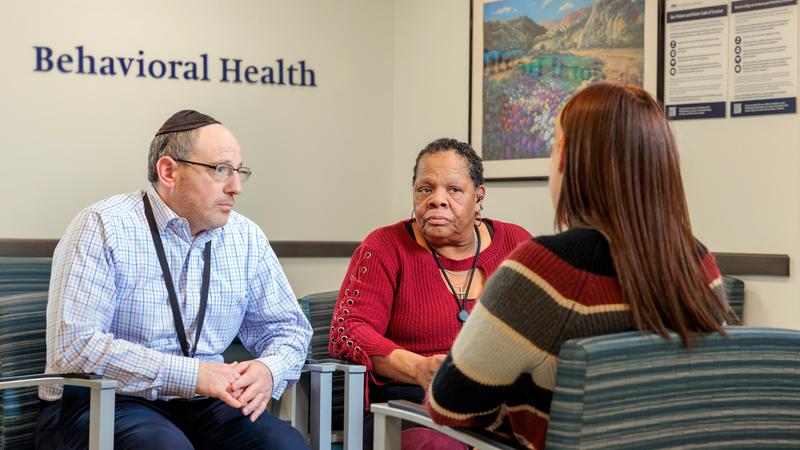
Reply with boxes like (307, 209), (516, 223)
(426, 228), (723, 449)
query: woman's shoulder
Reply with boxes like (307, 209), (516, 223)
(483, 218), (531, 239)
(361, 220), (412, 245)
(507, 228), (615, 277)
(695, 238), (721, 283)
(482, 219), (532, 253)
(354, 220), (417, 260)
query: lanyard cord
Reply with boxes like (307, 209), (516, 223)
(143, 193), (210, 358)
(426, 225), (481, 319)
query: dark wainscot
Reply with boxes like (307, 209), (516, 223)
(0, 239), (789, 277)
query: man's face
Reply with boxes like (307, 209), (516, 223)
(172, 124), (243, 235)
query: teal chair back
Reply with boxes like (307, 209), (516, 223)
(0, 257), (52, 449)
(546, 327), (800, 449)
(723, 275), (745, 324)
(299, 291), (345, 434)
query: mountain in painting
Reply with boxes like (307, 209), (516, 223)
(484, 16), (548, 52)
(533, 0), (643, 52)
(539, 7), (590, 31)
(577, 0), (644, 49)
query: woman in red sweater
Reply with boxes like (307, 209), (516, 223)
(329, 138), (531, 449)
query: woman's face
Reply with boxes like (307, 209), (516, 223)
(549, 115), (565, 208)
(413, 150), (485, 246)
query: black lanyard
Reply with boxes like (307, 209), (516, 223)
(426, 225), (481, 323)
(143, 193), (210, 358)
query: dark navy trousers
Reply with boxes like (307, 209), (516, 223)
(34, 386), (309, 450)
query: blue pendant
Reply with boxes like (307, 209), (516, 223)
(457, 309), (469, 323)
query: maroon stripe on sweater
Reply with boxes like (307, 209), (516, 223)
(506, 240), (624, 307)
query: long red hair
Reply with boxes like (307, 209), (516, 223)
(555, 82), (728, 346)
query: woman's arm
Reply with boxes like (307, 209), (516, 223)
(329, 240), (405, 377)
(372, 349), (445, 387)
(426, 240), (576, 428)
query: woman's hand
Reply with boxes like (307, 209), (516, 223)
(372, 350), (447, 388)
(414, 354), (447, 389)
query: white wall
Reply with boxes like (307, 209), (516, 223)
(0, 0), (396, 297)
(391, 0), (799, 329)
(675, 116), (800, 328)
(0, 0), (394, 243)
(1, 0), (797, 326)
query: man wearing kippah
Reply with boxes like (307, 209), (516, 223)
(34, 110), (313, 449)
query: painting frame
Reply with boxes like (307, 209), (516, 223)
(469, 0), (665, 181)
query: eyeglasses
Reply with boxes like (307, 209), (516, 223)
(174, 159), (252, 183)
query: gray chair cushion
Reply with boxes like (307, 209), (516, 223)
(547, 327), (800, 449)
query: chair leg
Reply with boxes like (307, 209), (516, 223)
(343, 371), (365, 450)
(373, 413), (402, 450)
(310, 370), (332, 450)
(293, 374), (310, 437)
(88, 382), (116, 450)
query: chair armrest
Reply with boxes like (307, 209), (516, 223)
(0, 373), (117, 450)
(292, 364), (334, 450)
(371, 400), (519, 450)
(307, 358), (368, 374)
(300, 359), (366, 450)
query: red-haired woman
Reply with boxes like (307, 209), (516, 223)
(427, 82), (731, 450)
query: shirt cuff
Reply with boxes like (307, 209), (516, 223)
(160, 354), (199, 399)
(257, 354), (292, 399)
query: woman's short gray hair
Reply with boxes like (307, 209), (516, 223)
(147, 129), (198, 183)
(412, 138), (484, 188)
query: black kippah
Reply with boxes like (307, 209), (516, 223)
(155, 110), (220, 136)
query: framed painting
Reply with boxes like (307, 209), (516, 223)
(470, 0), (665, 180)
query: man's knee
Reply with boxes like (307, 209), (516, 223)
(114, 420), (193, 450)
(36, 395), (194, 450)
(206, 412), (310, 450)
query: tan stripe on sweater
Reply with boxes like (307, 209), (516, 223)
(450, 302), (558, 389)
(502, 260), (631, 314)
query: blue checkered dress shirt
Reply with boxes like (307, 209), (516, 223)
(40, 186), (312, 401)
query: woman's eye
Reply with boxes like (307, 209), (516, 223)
(449, 187), (462, 193)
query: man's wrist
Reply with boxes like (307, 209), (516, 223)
(162, 354), (200, 398)
(252, 359), (273, 382)
(257, 355), (289, 398)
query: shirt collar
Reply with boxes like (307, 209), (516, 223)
(144, 185), (225, 244)
(145, 184), (181, 233)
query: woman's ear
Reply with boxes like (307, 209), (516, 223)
(557, 135), (566, 173)
(475, 185), (486, 204)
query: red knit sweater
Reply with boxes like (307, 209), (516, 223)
(328, 219), (531, 386)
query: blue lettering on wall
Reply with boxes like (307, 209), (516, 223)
(32, 45), (317, 87)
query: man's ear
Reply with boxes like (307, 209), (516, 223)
(156, 156), (178, 189)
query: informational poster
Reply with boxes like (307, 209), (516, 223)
(665, 1), (729, 120)
(730, 0), (798, 117)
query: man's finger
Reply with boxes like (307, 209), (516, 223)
(230, 370), (255, 392)
(217, 389), (243, 409)
(231, 361), (250, 375)
(237, 382), (261, 408)
(243, 392), (265, 415)
(229, 388), (244, 399)
(250, 398), (269, 422)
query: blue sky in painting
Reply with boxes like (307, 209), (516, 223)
(483, 0), (597, 23)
